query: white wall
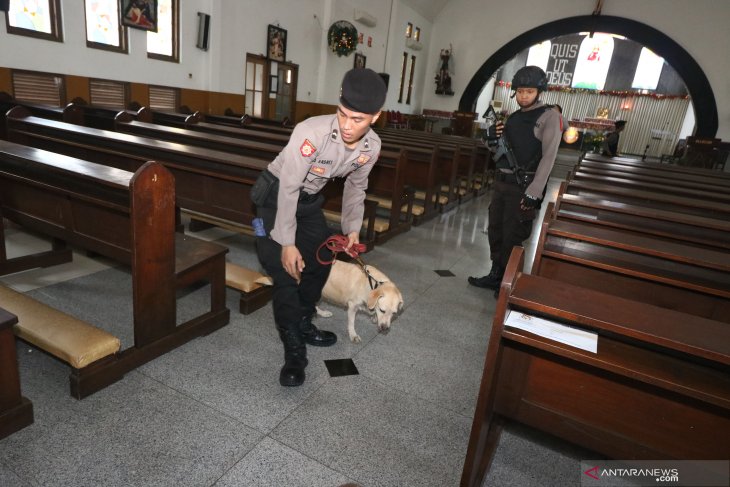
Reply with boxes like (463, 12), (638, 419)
(0, 0), (214, 89)
(1, 0), (727, 139)
(423, 0), (730, 140)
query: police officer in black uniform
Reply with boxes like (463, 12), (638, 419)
(251, 68), (387, 387)
(468, 66), (563, 294)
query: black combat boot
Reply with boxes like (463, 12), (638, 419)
(299, 315), (337, 347)
(468, 263), (504, 289)
(277, 327), (308, 387)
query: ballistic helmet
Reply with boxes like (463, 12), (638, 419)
(511, 66), (548, 92)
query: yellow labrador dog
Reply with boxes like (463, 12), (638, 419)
(317, 260), (404, 343)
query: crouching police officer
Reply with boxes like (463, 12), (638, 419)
(468, 65), (563, 294)
(251, 68), (387, 386)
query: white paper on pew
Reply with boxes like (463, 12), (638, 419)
(504, 310), (598, 353)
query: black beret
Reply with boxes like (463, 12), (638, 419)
(339, 68), (387, 114)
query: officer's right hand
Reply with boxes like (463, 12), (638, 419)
(281, 245), (304, 282)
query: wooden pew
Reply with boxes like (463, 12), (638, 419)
(155, 116), (441, 225)
(582, 152), (730, 181)
(112, 114), (406, 245)
(0, 140), (229, 398)
(5, 106), (268, 233)
(461, 247), (730, 487)
(553, 188), (730, 252)
(0, 307), (34, 439)
(144, 108), (202, 128)
(576, 157), (730, 189)
(562, 179), (730, 221)
(531, 209), (730, 322)
(568, 169), (730, 205)
(4, 107), (280, 313)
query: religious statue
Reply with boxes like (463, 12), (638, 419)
(435, 45), (454, 95)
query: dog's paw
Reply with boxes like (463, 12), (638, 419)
(349, 334), (362, 343)
(315, 306), (333, 318)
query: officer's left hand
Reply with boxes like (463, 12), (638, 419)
(520, 194), (541, 211)
(344, 231), (359, 251)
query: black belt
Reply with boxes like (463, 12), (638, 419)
(298, 191), (319, 203)
(495, 172), (520, 184)
(495, 171), (535, 185)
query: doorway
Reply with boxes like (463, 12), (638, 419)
(245, 53), (298, 122)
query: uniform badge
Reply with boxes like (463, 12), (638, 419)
(357, 155), (370, 165)
(300, 139), (317, 157)
(311, 166), (326, 175)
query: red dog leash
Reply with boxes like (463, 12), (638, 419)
(316, 235), (366, 265)
(316, 235), (381, 290)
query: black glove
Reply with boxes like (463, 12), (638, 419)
(520, 193), (541, 210)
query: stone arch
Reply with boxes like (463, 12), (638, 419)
(459, 15), (717, 137)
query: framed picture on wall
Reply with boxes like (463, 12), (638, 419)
(354, 52), (366, 69)
(267, 24), (287, 62)
(120, 0), (158, 32)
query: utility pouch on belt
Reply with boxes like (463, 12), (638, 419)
(251, 170), (279, 208)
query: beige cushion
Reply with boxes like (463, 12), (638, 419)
(368, 217), (390, 232)
(1, 285), (120, 369)
(414, 191), (448, 205)
(403, 204), (424, 216)
(225, 262), (272, 293)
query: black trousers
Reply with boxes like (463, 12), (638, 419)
(255, 195), (333, 331)
(487, 180), (535, 270)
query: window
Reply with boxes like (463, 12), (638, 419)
(632, 47), (664, 91)
(84, 0), (127, 52)
(149, 85), (179, 111)
(414, 27), (420, 42)
(571, 33), (614, 90)
(5, 0), (62, 42)
(398, 52), (408, 103)
(406, 56), (416, 105)
(405, 22), (412, 38)
(245, 55), (266, 117)
(90, 79), (129, 108)
(12, 70), (65, 106)
(526, 40), (551, 73)
(147, 0), (179, 62)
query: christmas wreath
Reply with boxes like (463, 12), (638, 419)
(328, 20), (358, 57)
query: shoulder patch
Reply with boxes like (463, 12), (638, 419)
(300, 139), (317, 157)
(357, 155), (371, 164)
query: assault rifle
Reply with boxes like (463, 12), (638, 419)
(483, 106), (529, 190)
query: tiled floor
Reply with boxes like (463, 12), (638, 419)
(1, 167), (606, 486)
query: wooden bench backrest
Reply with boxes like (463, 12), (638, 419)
(569, 169), (730, 205)
(0, 140), (177, 342)
(577, 158), (730, 188)
(582, 152), (730, 180)
(563, 179), (730, 220)
(531, 211), (730, 322)
(554, 191), (730, 251)
(5, 106), (267, 228)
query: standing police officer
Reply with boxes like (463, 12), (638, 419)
(468, 66), (563, 294)
(252, 68), (387, 387)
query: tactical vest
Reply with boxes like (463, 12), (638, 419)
(499, 105), (551, 172)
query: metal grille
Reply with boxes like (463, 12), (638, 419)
(493, 84), (691, 157)
(90, 79), (128, 108)
(149, 86), (179, 111)
(12, 71), (65, 107)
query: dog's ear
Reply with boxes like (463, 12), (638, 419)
(397, 301), (404, 313)
(367, 289), (384, 310)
